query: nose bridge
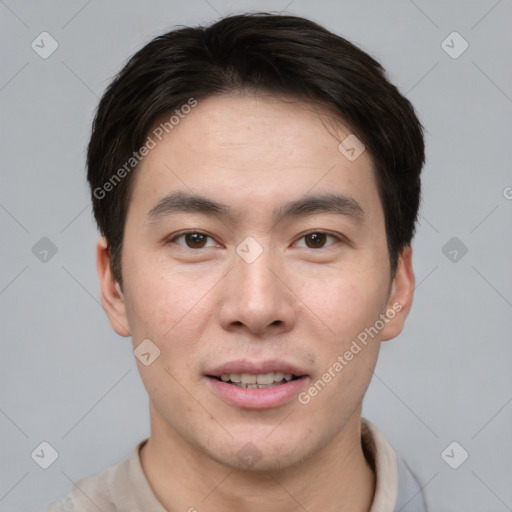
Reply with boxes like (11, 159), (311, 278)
(234, 236), (278, 302)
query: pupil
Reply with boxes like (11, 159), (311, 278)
(186, 233), (206, 248)
(306, 233), (326, 248)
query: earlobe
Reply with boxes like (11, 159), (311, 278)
(96, 237), (131, 337)
(381, 245), (415, 341)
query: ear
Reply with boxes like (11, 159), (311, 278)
(96, 237), (131, 337)
(381, 245), (415, 341)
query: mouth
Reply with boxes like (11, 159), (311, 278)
(209, 372), (302, 389)
(204, 362), (309, 409)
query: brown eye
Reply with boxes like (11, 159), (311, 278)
(305, 232), (328, 248)
(184, 233), (207, 248)
(170, 231), (216, 249)
(296, 231), (339, 249)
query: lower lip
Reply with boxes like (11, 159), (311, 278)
(205, 376), (308, 409)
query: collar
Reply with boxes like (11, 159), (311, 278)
(361, 417), (399, 511)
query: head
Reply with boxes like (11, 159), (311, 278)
(89, 13), (423, 471)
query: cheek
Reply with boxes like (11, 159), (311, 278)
(300, 269), (388, 343)
(307, 280), (383, 415)
(123, 263), (215, 382)
(320, 272), (388, 391)
(123, 258), (201, 337)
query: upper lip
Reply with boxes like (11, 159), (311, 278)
(206, 360), (308, 377)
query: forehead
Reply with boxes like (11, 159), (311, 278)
(127, 93), (382, 224)
(147, 92), (358, 161)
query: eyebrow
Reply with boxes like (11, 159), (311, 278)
(147, 191), (364, 224)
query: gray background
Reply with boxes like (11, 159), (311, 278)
(1, 0), (511, 510)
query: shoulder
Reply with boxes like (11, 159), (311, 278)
(43, 440), (148, 512)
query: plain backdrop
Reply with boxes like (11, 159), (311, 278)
(1, 1), (511, 511)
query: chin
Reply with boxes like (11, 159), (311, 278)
(200, 427), (319, 472)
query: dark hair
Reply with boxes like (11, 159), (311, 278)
(87, 13), (424, 287)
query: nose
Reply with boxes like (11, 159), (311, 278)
(218, 242), (296, 337)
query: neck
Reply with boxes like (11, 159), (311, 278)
(140, 406), (375, 512)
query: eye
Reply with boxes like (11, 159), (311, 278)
(169, 231), (218, 249)
(295, 231), (340, 249)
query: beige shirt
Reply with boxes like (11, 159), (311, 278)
(45, 418), (426, 512)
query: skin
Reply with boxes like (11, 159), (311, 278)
(96, 92), (415, 512)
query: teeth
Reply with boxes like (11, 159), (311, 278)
(256, 373), (275, 385)
(241, 373), (257, 384)
(217, 371), (298, 387)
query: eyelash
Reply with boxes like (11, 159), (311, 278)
(167, 230), (343, 250)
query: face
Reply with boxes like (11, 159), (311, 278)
(97, 93), (414, 471)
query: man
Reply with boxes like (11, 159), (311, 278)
(46, 12), (426, 512)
